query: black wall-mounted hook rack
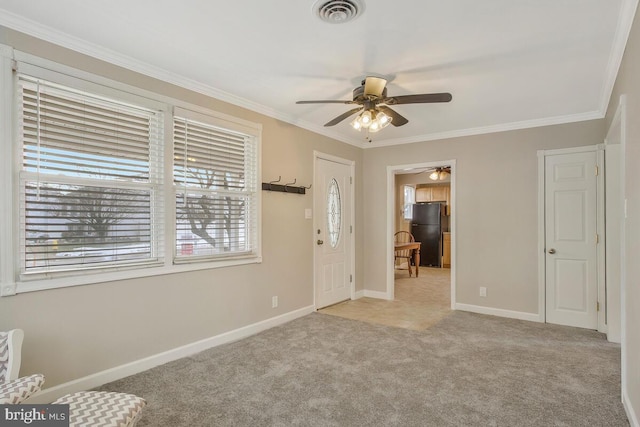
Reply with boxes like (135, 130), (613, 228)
(262, 176), (311, 194)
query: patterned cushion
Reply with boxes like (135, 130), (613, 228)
(53, 391), (146, 427)
(0, 331), (8, 383)
(0, 373), (45, 404)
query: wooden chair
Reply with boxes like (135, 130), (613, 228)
(394, 231), (415, 277)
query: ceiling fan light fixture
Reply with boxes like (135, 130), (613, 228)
(377, 111), (392, 128)
(377, 111), (389, 125)
(428, 167), (451, 181)
(361, 110), (372, 124)
(351, 108), (393, 133)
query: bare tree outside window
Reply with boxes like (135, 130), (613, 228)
(24, 182), (152, 268)
(173, 114), (256, 259)
(55, 186), (148, 241)
(176, 167), (245, 252)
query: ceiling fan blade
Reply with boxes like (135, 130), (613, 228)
(414, 168), (436, 175)
(296, 100), (357, 104)
(363, 76), (387, 98)
(324, 107), (363, 127)
(384, 93), (452, 105)
(378, 105), (409, 127)
(413, 166), (451, 175)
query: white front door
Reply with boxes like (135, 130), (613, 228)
(545, 150), (598, 329)
(314, 156), (352, 309)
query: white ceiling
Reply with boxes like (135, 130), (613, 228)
(0, 0), (636, 148)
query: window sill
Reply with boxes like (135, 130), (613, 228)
(5, 256), (262, 296)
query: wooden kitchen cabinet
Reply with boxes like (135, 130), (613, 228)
(416, 187), (431, 202)
(416, 185), (451, 210)
(442, 232), (451, 268)
(431, 186), (448, 202)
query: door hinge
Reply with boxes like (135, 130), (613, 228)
(350, 225), (353, 234)
(597, 301), (600, 312)
(595, 234), (599, 244)
(350, 176), (353, 184)
(595, 166), (599, 176)
(350, 274), (353, 283)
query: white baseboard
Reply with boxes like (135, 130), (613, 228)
(354, 290), (364, 299)
(607, 330), (621, 344)
(624, 389), (640, 427)
(455, 303), (541, 323)
(363, 289), (392, 300)
(29, 305), (315, 404)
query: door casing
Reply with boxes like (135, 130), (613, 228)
(386, 160), (457, 305)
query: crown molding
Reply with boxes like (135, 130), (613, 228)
(366, 110), (604, 149)
(598, 0), (639, 114)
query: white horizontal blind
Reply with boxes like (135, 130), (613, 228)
(173, 116), (258, 261)
(17, 75), (164, 273)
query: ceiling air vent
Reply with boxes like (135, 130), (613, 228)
(313, 0), (365, 24)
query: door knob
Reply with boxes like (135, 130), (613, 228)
(317, 240), (324, 245)
(548, 248), (556, 254)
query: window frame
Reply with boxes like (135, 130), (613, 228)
(17, 74), (166, 277)
(0, 47), (262, 296)
(403, 185), (415, 220)
(172, 107), (260, 264)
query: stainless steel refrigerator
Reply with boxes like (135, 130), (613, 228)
(411, 202), (449, 267)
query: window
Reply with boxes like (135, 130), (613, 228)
(326, 178), (341, 248)
(2, 55), (262, 294)
(17, 75), (164, 275)
(403, 185), (415, 220)
(173, 109), (259, 262)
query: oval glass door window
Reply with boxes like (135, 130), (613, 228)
(327, 178), (342, 248)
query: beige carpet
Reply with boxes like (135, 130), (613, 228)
(319, 267), (451, 330)
(96, 311), (628, 426)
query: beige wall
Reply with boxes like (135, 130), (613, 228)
(0, 28), (364, 388)
(605, 4), (640, 423)
(363, 120), (605, 314)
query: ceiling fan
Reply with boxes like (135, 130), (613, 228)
(296, 76), (452, 133)
(415, 166), (451, 181)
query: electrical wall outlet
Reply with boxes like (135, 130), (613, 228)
(479, 287), (487, 297)
(272, 296), (278, 308)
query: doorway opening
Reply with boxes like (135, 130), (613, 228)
(387, 160), (457, 315)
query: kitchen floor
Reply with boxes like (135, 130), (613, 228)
(319, 267), (451, 330)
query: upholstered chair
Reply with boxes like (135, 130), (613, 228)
(0, 329), (45, 404)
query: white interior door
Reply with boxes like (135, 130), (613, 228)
(545, 151), (598, 329)
(315, 157), (352, 309)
